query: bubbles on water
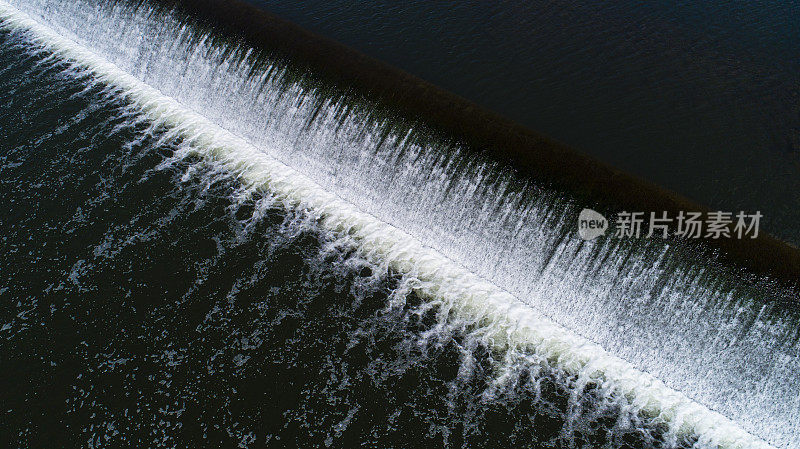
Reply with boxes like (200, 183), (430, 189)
(1, 1), (796, 446)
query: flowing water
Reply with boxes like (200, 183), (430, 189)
(0, 1), (798, 447)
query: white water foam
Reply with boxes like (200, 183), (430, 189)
(0, 1), (795, 447)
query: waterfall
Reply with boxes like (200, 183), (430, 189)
(1, 0), (797, 446)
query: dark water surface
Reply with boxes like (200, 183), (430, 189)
(249, 0), (800, 245)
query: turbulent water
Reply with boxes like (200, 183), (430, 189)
(0, 0), (798, 448)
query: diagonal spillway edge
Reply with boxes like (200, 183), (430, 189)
(0, 2), (774, 448)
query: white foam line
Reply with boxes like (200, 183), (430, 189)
(0, 2), (774, 448)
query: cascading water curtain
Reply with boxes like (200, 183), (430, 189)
(1, 0), (797, 447)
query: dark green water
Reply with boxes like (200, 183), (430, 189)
(250, 0), (800, 246)
(0, 30), (687, 448)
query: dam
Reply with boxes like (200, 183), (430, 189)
(0, 0), (798, 447)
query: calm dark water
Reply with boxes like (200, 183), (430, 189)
(249, 0), (800, 245)
(0, 30), (683, 448)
